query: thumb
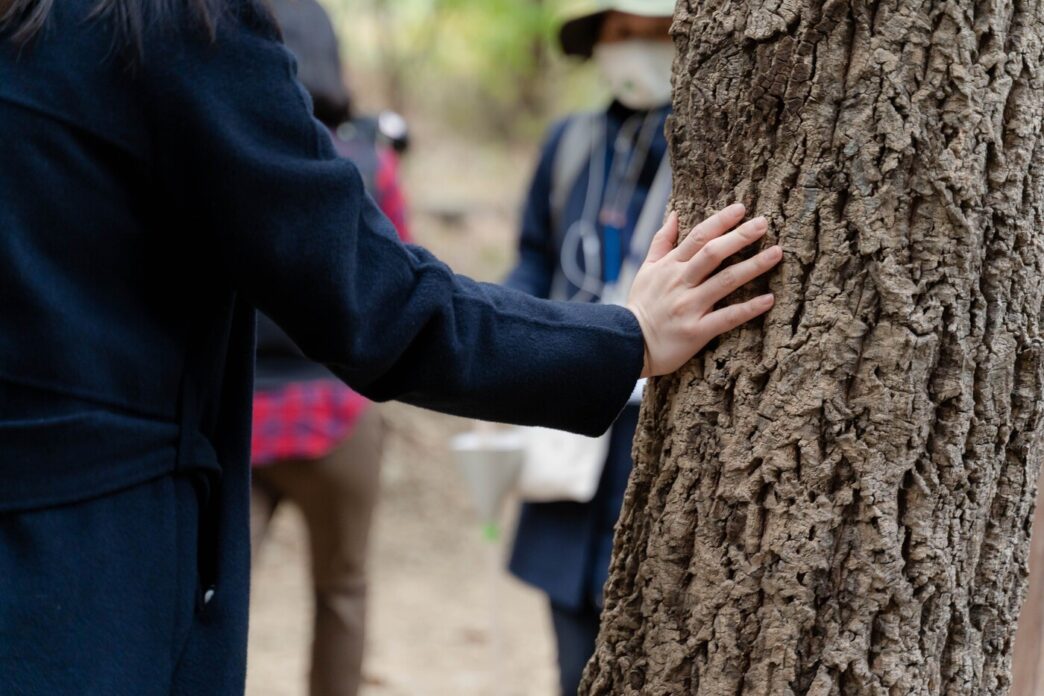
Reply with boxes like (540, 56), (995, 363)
(643, 211), (679, 264)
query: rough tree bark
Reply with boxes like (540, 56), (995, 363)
(583, 0), (1044, 694)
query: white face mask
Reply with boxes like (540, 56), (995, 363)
(593, 39), (674, 110)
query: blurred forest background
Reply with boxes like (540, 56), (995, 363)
(247, 2), (614, 695)
(331, 0), (601, 135)
(326, 0), (606, 281)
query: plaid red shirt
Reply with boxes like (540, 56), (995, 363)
(251, 381), (369, 466)
(375, 147), (410, 242)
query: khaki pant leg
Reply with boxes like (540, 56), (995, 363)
(257, 408), (385, 696)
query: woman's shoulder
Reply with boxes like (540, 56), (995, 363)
(0, 0), (150, 156)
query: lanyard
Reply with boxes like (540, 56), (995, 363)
(554, 108), (667, 303)
(599, 111), (663, 283)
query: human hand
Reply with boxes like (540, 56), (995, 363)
(626, 204), (782, 378)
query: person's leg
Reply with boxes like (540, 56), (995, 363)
(261, 408), (384, 696)
(549, 600), (602, 696)
(249, 468), (282, 562)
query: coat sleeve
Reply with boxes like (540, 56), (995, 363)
(141, 3), (643, 436)
(502, 122), (567, 299)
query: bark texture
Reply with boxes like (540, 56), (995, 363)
(583, 0), (1044, 694)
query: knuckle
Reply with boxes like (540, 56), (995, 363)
(668, 300), (685, 320)
(701, 240), (724, 264)
(723, 304), (743, 327)
(674, 295), (696, 319)
(717, 266), (738, 289)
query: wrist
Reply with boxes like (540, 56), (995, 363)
(626, 302), (654, 379)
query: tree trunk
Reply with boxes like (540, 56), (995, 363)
(583, 1), (1044, 694)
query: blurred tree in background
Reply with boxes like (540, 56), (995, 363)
(321, 0), (603, 140)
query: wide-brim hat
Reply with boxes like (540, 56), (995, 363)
(558, 0), (676, 58)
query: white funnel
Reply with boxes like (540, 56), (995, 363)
(451, 429), (524, 525)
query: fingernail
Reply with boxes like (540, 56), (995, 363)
(727, 203), (746, 215)
(766, 245), (783, 260)
(759, 293), (775, 306)
(754, 216), (768, 229)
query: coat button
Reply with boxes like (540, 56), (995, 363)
(203, 587), (216, 605)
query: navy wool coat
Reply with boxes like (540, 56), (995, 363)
(0, 2), (644, 694)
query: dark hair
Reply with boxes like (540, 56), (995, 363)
(0, 0), (220, 53)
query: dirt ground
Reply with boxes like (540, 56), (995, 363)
(246, 124), (563, 696)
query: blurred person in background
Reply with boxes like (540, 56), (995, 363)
(505, 2), (676, 694)
(249, 1), (409, 695)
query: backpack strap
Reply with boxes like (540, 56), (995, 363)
(548, 113), (605, 302)
(549, 112), (604, 239)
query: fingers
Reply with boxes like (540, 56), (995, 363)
(644, 211), (680, 264)
(694, 245), (782, 307)
(671, 203), (746, 263)
(698, 293), (776, 339)
(683, 215), (769, 287)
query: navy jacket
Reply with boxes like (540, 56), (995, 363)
(253, 121), (384, 390)
(507, 104), (670, 612)
(0, 2), (643, 693)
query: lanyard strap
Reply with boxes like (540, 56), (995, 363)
(600, 153), (672, 306)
